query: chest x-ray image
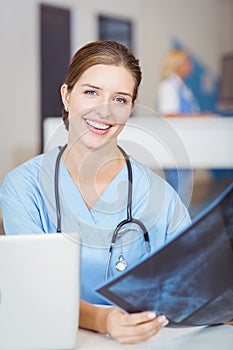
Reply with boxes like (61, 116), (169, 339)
(97, 182), (233, 327)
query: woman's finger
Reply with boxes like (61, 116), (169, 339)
(106, 308), (169, 344)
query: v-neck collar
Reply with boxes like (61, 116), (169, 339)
(60, 158), (127, 224)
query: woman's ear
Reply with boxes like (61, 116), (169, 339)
(60, 84), (70, 109)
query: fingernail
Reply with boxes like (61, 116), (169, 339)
(158, 315), (169, 326)
(147, 311), (156, 319)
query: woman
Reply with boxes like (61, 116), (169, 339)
(157, 49), (200, 206)
(157, 49), (200, 116)
(0, 40), (191, 344)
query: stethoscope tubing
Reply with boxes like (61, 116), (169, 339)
(54, 144), (150, 279)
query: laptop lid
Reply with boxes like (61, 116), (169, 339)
(0, 233), (81, 350)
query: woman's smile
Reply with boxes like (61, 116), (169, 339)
(84, 118), (112, 135)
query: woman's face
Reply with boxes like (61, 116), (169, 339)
(61, 64), (136, 150)
(176, 55), (193, 79)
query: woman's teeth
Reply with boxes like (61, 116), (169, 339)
(85, 119), (111, 130)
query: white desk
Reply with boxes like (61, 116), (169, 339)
(118, 115), (233, 169)
(43, 115), (233, 169)
(75, 325), (233, 349)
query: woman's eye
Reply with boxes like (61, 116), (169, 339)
(114, 97), (127, 104)
(85, 90), (97, 96)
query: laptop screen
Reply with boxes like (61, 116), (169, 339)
(0, 233), (81, 350)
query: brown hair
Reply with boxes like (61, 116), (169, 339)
(61, 40), (142, 127)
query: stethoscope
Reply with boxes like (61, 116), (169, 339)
(54, 144), (150, 280)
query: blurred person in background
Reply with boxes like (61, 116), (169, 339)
(157, 49), (200, 207)
(157, 49), (200, 116)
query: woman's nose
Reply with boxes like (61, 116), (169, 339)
(95, 102), (112, 119)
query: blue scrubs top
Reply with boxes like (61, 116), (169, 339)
(0, 147), (191, 304)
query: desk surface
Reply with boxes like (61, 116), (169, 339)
(75, 325), (233, 350)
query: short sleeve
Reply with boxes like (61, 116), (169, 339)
(0, 174), (44, 235)
(157, 79), (179, 115)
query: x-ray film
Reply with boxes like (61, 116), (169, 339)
(97, 182), (233, 327)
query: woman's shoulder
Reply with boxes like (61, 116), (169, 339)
(130, 157), (168, 187)
(129, 157), (191, 231)
(160, 74), (181, 88)
(2, 147), (60, 188)
(129, 157), (184, 204)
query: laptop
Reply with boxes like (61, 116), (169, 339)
(0, 233), (81, 350)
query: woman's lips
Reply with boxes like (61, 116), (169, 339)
(84, 118), (112, 134)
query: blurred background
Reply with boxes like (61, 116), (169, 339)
(0, 0), (233, 231)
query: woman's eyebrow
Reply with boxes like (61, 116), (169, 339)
(81, 83), (102, 90)
(81, 83), (133, 98)
(115, 91), (133, 98)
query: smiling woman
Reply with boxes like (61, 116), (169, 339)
(61, 40), (141, 130)
(0, 40), (191, 344)
(61, 64), (134, 153)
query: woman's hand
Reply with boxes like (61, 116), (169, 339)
(79, 300), (169, 344)
(104, 306), (169, 344)
(225, 320), (233, 325)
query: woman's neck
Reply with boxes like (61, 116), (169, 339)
(62, 142), (126, 209)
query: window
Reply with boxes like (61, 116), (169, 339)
(98, 15), (133, 51)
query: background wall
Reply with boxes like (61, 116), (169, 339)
(0, 0), (233, 187)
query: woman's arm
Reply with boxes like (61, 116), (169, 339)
(79, 299), (169, 344)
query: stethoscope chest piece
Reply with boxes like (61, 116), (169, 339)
(115, 255), (128, 272)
